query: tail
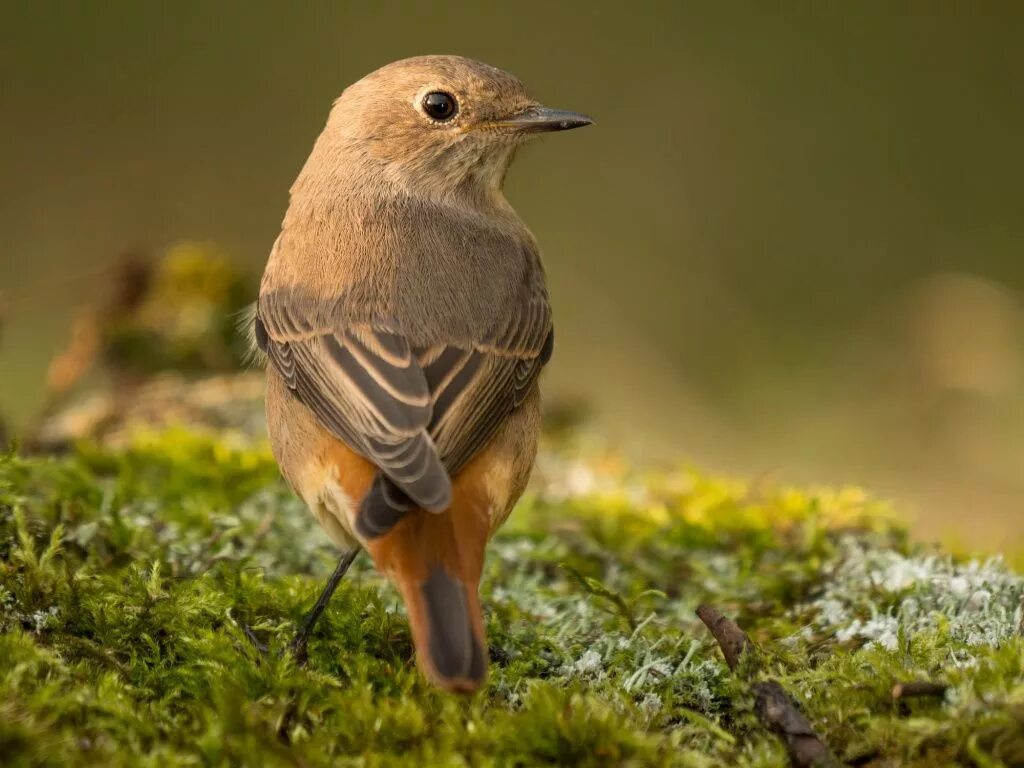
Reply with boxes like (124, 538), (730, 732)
(363, 479), (491, 693)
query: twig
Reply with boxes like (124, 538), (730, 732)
(695, 604), (837, 768)
(891, 680), (948, 700)
(754, 681), (836, 767)
(695, 604), (752, 671)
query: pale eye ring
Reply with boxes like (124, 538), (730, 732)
(422, 91), (458, 121)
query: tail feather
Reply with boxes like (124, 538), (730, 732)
(364, 478), (490, 693)
(419, 567), (487, 684)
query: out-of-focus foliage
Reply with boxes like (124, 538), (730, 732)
(1, 431), (1021, 767)
(24, 244), (259, 451)
(101, 243), (254, 376)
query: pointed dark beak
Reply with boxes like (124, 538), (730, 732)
(492, 105), (594, 134)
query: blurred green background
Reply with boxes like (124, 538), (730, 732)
(2, 2), (1022, 549)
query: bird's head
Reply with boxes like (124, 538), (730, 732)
(314, 55), (592, 202)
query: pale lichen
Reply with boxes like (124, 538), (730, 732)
(801, 536), (1024, 652)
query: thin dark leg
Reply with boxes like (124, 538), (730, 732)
(290, 548), (360, 666)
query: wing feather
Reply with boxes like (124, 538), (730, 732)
(257, 267), (551, 531)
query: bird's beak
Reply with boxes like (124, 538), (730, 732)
(490, 105), (594, 134)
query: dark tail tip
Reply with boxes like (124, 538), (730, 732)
(420, 567), (486, 692)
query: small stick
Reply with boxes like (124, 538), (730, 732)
(754, 681), (836, 768)
(696, 605), (838, 768)
(695, 604), (753, 671)
(891, 680), (948, 700)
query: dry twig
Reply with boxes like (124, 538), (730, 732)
(695, 604), (753, 670)
(695, 604), (838, 768)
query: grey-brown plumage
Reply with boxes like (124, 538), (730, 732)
(255, 55), (590, 691)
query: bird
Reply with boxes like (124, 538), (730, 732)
(251, 55), (592, 693)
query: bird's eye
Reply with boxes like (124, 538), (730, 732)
(422, 91), (458, 121)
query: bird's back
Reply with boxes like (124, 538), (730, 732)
(261, 190), (545, 348)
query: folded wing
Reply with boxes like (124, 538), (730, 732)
(257, 277), (551, 535)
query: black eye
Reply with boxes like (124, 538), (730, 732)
(422, 91), (457, 121)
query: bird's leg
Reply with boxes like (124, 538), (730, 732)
(289, 548), (360, 666)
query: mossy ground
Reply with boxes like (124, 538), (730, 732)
(1, 430), (1022, 767)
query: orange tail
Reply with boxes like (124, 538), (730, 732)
(364, 483), (491, 693)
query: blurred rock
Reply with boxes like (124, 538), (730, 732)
(32, 371), (266, 450)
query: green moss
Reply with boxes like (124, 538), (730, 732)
(1, 431), (1021, 766)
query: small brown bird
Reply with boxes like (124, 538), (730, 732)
(252, 55), (591, 692)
